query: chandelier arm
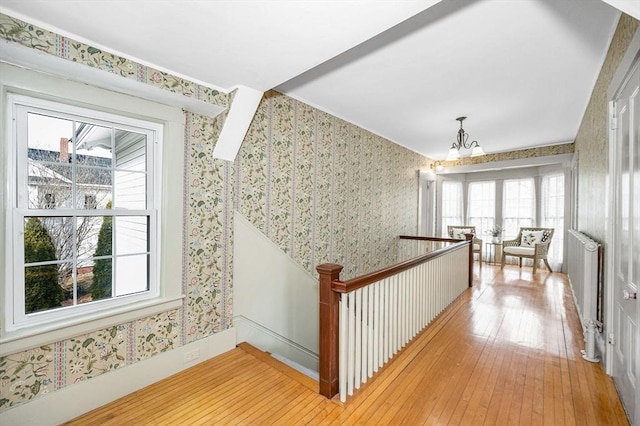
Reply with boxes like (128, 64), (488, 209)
(462, 140), (480, 149)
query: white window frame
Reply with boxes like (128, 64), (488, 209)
(1, 63), (184, 355)
(10, 94), (161, 330)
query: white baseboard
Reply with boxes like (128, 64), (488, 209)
(234, 315), (318, 372)
(0, 328), (236, 426)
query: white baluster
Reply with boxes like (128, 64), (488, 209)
(354, 288), (362, 390)
(347, 291), (355, 396)
(339, 296), (347, 403)
(367, 284), (374, 378)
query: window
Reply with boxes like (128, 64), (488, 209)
(503, 178), (535, 239)
(1, 64), (184, 355)
(441, 180), (463, 236)
(542, 174), (564, 266)
(467, 181), (495, 238)
(7, 94), (159, 331)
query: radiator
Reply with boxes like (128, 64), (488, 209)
(567, 229), (603, 362)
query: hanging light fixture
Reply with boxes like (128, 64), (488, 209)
(445, 116), (485, 161)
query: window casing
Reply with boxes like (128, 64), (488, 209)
(441, 180), (464, 236)
(1, 63), (184, 355)
(7, 94), (160, 332)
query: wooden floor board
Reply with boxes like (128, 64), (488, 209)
(64, 265), (629, 425)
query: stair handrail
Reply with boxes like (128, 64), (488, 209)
(317, 234), (473, 399)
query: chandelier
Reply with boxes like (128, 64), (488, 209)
(445, 116), (485, 161)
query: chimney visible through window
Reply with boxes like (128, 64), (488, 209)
(60, 137), (69, 162)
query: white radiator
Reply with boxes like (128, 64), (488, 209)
(567, 229), (602, 362)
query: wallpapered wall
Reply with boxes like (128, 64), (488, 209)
(574, 14), (639, 242)
(0, 13), (428, 411)
(0, 14), (233, 411)
(235, 91), (430, 280)
(1, 9), (623, 413)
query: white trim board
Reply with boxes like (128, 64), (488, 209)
(435, 153), (574, 175)
(0, 328), (236, 426)
(234, 315), (319, 372)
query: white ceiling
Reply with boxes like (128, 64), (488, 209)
(0, 0), (629, 159)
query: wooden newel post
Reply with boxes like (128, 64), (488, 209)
(317, 263), (343, 399)
(465, 233), (473, 287)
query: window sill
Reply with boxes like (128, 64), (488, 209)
(0, 295), (184, 356)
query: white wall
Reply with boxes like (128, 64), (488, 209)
(233, 212), (319, 370)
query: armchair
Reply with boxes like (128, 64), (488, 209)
(500, 227), (554, 274)
(447, 225), (482, 265)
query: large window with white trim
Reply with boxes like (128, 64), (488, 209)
(441, 180), (463, 236)
(467, 181), (495, 239)
(7, 94), (160, 331)
(503, 178), (535, 239)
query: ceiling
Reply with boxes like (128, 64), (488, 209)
(1, 0), (633, 160)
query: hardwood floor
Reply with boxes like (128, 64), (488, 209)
(66, 265), (629, 425)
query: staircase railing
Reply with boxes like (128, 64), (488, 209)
(317, 234), (473, 401)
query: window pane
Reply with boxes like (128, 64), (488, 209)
(24, 217), (59, 263)
(25, 263), (64, 314)
(441, 181), (463, 236)
(57, 261), (75, 308)
(503, 178), (535, 239)
(74, 123), (113, 166)
(114, 171), (146, 209)
(87, 257), (112, 303)
(75, 215), (104, 259)
(115, 216), (148, 255)
(542, 174), (565, 265)
(27, 113), (73, 163)
(468, 181), (495, 238)
(27, 162), (73, 209)
(86, 213), (114, 303)
(115, 254), (149, 296)
(115, 129), (147, 172)
(75, 166), (113, 209)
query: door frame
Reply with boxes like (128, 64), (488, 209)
(603, 28), (640, 423)
(605, 26), (640, 376)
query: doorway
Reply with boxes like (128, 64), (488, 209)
(607, 30), (639, 425)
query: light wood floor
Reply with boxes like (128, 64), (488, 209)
(66, 265), (629, 425)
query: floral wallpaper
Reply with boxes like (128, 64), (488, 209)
(0, 14), (228, 109)
(1, 8), (616, 414)
(0, 13), (233, 411)
(184, 111), (234, 342)
(0, 12), (425, 411)
(574, 14), (638, 242)
(235, 91), (430, 280)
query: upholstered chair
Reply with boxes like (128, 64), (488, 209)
(447, 225), (482, 265)
(500, 227), (554, 274)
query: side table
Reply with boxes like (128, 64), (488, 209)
(485, 241), (502, 265)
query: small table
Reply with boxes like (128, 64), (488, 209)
(485, 241), (502, 265)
